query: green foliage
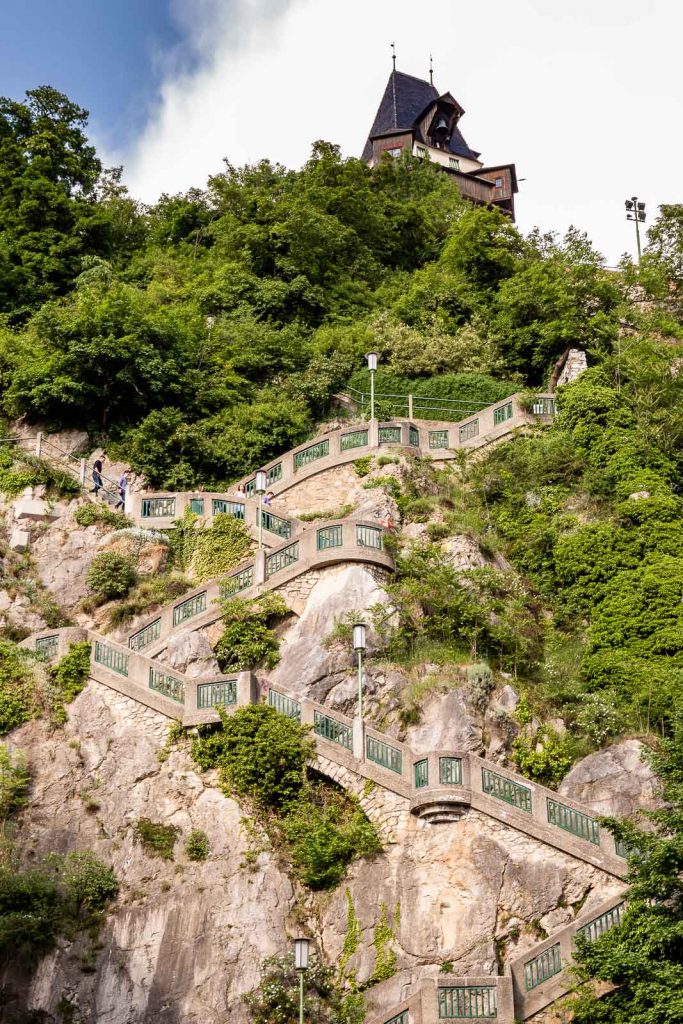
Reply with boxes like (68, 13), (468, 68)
(105, 573), (190, 629)
(185, 829), (209, 861)
(73, 503), (130, 529)
(215, 592), (288, 671)
(244, 952), (345, 1024)
(86, 551), (136, 600)
(0, 744), (30, 819)
(353, 456), (372, 478)
(133, 818), (180, 861)
(0, 851), (118, 964)
(511, 729), (574, 788)
(191, 513), (252, 582)
(569, 736), (683, 1023)
(298, 503), (355, 522)
(368, 902), (398, 984)
(0, 448), (80, 499)
(192, 705), (313, 810)
(50, 641), (91, 721)
(282, 781), (381, 889)
(0, 641), (42, 734)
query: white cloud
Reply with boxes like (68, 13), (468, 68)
(120, 0), (682, 264)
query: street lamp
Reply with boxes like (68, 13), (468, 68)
(353, 622), (366, 721)
(625, 197), (646, 263)
(255, 470), (267, 550)
(294, 937), (309, 1024)
(366, 352), (378, 422)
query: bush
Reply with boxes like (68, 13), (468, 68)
(282, 781), (381, 889)
(86, 551), (136, 600)
(73, 503), (130, 529)
(191, 513), (252, 582)
(0, 641), (41, 735)
(511, 729), (574, 788)
(0, 868), (62, 960)
(105, 573), (190, 629)
(0, 744), (30, 819)
(133, 818), (180, 860)
(214, 593), (288, 671)
(191, 705), (314, 810)
(185, 829), (209, 861)
(353, 456), (373, 477)
(245, 953), (343, 1024)
(57, 851), (119, 913)
(51, 641), (91, 713)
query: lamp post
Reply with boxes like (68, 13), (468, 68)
(294, 937), (309, 1024)
(255, 470), (267, 550)
(625, 197), (646, 263)
(366, 352), (378, 422)
(353, 622), (366, 722)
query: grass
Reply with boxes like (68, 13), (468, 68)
(105, 573), (191, 629)
(298, 503), (356, 522)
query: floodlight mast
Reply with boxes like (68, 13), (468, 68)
(624, 195), (646, 263)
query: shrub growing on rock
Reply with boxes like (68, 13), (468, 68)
(214, 593), (288, 671)
(133, 818), (180, 860)
(86, 551), (136, 600)
(191, 513), (252, 582)
(185, 829), (209, 861)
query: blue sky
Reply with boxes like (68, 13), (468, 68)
(1, 0), (681, 265)
(2, 0), (187, 152)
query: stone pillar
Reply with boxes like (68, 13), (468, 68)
(124, 487), (134, 517)
(368, 419), (379, 449)
(255, 548), (267, 585)
(408, 393), (414, 419)
(79, 458), (86, 485)
(34, 432), (42, 458)
(353, 716), (365, 761)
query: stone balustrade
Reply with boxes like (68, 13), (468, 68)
(365, 976), (515, 1024)
(125, 394), (556, 522)
(124, 517), (393, 658)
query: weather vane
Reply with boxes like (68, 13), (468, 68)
(391, 42), (396, 71)
(429, 54), (434, 86)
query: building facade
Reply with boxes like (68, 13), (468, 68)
(362, 68), (518, 219)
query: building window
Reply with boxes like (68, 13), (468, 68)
(449, 157), (460, 170)
(495, 176), (503, 189)
(416, 146), (426, 158)
(387, 147), (402, 158)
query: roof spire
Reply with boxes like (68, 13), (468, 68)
(391, 41), (396, 72)
(429, 54), (434, 86)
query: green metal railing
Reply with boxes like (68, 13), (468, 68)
(314, 710), (352, 749)
(317, 525), (343, 550)
(189, 498), (204, 514)
(35, 634), (59, 660)
(379, 426), (402, 444)
(533, 397), (555, 416)
(269, 689), (302, 721)
(524, 943), (562, 991)
(409, 425), (420, 446)
(384, 1013), (409, 1024)
(94, 641), (129, 677)
(266, 542), (300, 577)
(439, 757), (463, 785)
(141, 497), (176, 518)
(438, 985), (498, 1018)
(212, 499), (245, 520)
(414, 759), (429, 788)
(294, 439), (330, 469)
(266, 464), (282, 485)
(356, 524), (383, 549)
(547, 798), (600, 845)
(173, 592), (208, 627)
(340, 429), (369, 451)
(149, 667), (185, 704)
(481, 767), (532, 813)
(197, 680), (237, 708)
(429, 430), (449, 449)
(245, 479), (256, 498)
(366, 734), (402, 774)
(257, 509), (292, 539)
(129, 618), (162, 651)
(346, 385), (490, 420)
(576, 902), (624, 944)
(493, 401), (513, 426)
(220, 566), (255, 598)
(459, 419), (479, 442)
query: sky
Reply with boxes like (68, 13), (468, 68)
(2, 0), (680, 264)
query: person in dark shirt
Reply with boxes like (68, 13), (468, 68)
(90, 455), (105, 497)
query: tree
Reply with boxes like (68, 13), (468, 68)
(570, 737), (683, 1024)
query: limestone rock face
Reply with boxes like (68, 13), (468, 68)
(559, 739), (661, 817)
(3, 683), (294, 1024)
(30, 515), (103, 612)
(267, 563), (392, 696)
(0, 588), (48, 634)
(403, 688), (483, 754)
(159, 629), (222, 678)
(443, 534), (488, 571)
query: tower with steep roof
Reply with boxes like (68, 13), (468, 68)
(362, 67), (518, 219)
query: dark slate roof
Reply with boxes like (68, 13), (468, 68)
(362, 70), (480, 162)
